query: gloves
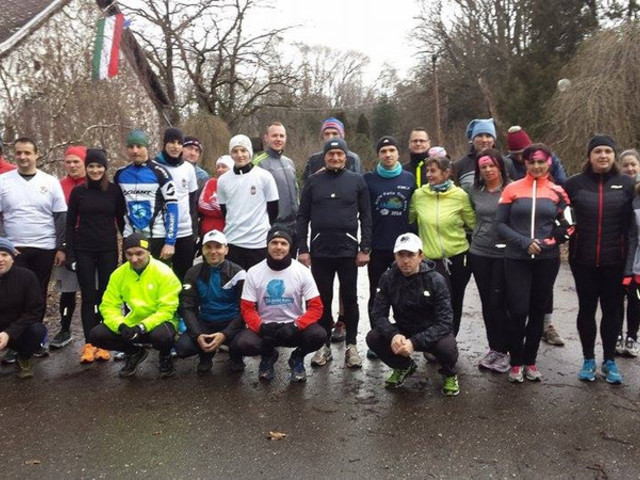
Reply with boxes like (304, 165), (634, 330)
(274, 323), (299, 343)
(65, 261), (77, 272)
(260, 322), (281, 339)
(119, 324), (144, 342)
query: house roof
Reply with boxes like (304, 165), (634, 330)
(0, 0), (70, 57)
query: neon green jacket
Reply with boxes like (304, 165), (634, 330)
(409, 184), (476, 259)
(100, 257), (181, 333)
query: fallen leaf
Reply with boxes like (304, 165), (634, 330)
(152, 431), (163, 436)
(267, 431), (286, 440)
(24, 459), (41, 465)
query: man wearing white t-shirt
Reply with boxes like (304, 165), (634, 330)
(230, 228), (325, 382)
(154, 127), (199, 281)
(217, 134), (279, 271)
(0, 137), (67, 308)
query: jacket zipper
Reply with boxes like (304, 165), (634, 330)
(436, 194), (446, 259)
(596, 176), (603, 267)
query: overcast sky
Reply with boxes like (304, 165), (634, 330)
(269, 0), (420, 80)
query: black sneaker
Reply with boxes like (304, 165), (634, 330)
(16, 356), (34, 379)
(119, 349), (148, 378)
(50, 330), (73, 349)
(197, 353), (213, 374)
(258, 350), (279, 381)
(159, 353), (174, 378)
(33, 345), (49, 358)
(229, 356), (246, 372)
(1, 349), (17, 364)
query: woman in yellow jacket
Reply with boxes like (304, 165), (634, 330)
(409, 157), (476, 335)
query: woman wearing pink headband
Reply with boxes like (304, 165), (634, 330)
(469, 149), (511, 373)
(495, 143), (573, 383)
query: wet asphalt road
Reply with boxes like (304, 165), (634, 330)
(1, 262), (640, 479)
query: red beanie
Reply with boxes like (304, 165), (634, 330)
(507, 126), (532, 152)
(65, 145), (87, 162)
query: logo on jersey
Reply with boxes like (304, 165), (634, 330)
(250, 185), (257, 195)
(39, 186), (49, 194)
(264, 279), (294, 306)
(182, 178), (188, 189)
(128, 201), (152, 229)
(376, 193), (407, 216)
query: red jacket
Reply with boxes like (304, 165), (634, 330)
(0, 156), (16, 175)
(60, 175), (85, 204)
(198, 177), (225, 235)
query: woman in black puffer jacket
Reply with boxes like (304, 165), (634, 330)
(565, 135), (635, 385)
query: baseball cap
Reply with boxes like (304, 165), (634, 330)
(202, 229), (228, 246)
(393, 233), (423, 254)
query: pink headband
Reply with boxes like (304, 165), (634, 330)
(478, 155), (498, 167)
(527, 149), (552, 166)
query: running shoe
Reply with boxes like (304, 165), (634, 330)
(601, 359), (623, 385)
(385, 361), (417, 388)
(197, 354), (214, 373)
(112, 351), (126, 361)
(1, 349), (17, 364)
(119, 348), (148, 378)
(524, 364), (542, 382)
(345, 344), (363, 368)
(478, 350), (499, 370)
(229, 356), (246, 372)
(311, 345), (332, 367)
(542, 325), (565, 346)
(491, 353), (511, 373)
(508, 366), (524, 383)
(258, 349), (279, 381)
(159, 353), (174, 378)
(80, 343), (96, 364)
(624, 337), (639, 358)
(15, 356), (34, 379)
(288, 349), (307, 383)
(330, 319), (346, 343)
(442, 375), (460, 396)
(615, 335), (625, 356)
(578, 358), (596, 382)
(33, 345), (49, 357)
(49, 330), (72, 349)
(366, 348), (378, 359)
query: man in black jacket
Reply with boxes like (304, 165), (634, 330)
(0, 237), (46, 378)
(297, 138), (372, 369)
(366, 233), (460, 395)
(176, 229), (246, 373)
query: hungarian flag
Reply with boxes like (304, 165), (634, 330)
(92, 13), (125, 80)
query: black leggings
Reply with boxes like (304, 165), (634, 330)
(619, 287), (640, 341)
(227, 245), (267, 271)
(367, 250), (395, 323)
(89, 322), (176, 356)
(570, 262), (623, 360)
(172, 235), (196, 282)
(432, 251), (472, 336)
(229, 324), (326, 357)
(14, 247), (55, 315)
(469, 253), (508, 353)
(59, 292), (77, 331)
(75, 250), (118, 341)
(505, 257), (559, 366)
(8, 323), (47, 359)
(366, 329), (458, 376)
(312, 256), (359, 345)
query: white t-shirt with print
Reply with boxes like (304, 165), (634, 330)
(0, 169), (67, 249)
(163, 162), (198, 238)
(242, 259), (319, 323)
(217, 167), (279, 249)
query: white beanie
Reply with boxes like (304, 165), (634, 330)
(229, 134), (253, 157)
(216, 155), (234, 169)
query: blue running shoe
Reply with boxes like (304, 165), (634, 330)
(288, 349), (307, 383)
(578, 358), (596, 382)
(601, 359), (623, 385)
(258, 350), (279, 381)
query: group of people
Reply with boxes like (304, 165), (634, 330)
(0, 116), (639, 396)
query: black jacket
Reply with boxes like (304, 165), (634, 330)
(371, 260), (452, 350)
(0, 266), (44, 339)
(297, 168), (372, 257)
(179, 259), (245, 340)
(565, 169), (635, 267)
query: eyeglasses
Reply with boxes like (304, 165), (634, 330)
(410, 139), (430, 144)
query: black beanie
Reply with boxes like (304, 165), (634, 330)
(163, 127), (184, 145)
(183, 136), (202, 151)
(376, 135), (398, 154)
(85, 148), (108, 168)
(123, 233), (150, 251)
(587, 134), (617, 157)
(267, 227), (292, 246)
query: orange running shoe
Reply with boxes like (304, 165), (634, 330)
(94, 347), (111, 362)
(80, 343), (96, 364)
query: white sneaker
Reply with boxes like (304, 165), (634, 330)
(625, 337), (639, 357)
(345, 344), (363, 368)
(310, 345), (332, 367)
(615, 335), (625, 356)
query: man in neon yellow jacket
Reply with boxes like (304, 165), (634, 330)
(89, 233), (181, 378)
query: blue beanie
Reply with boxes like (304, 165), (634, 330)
(466, 118), (496, 140)
(0, 237), (16, 259)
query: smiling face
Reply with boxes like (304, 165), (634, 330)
(526, 158), (550, 179)
(64, 155), (85, 179)
(127, 144), (149, 165)
(86, 163), (106, 182)
(231, 146), (251, 167)
(621, 155), (640, 178)
(268, 238), (290, 260)
(409, 130), (430, 155)
(426, 163), (448, 185)
(203, 241), (228, 266)
(265, 124), (286, 152)
(324, 149), (347, 171)
(589, 146), (616, 174)
(473, 134), (495, 152)
(14, 141), (38, 174)
(165, 139), (183, 158)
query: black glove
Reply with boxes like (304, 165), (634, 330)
(260, 322), (281, 339)
(119, 324), (143, 342)
(274, 323), (298, 343)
